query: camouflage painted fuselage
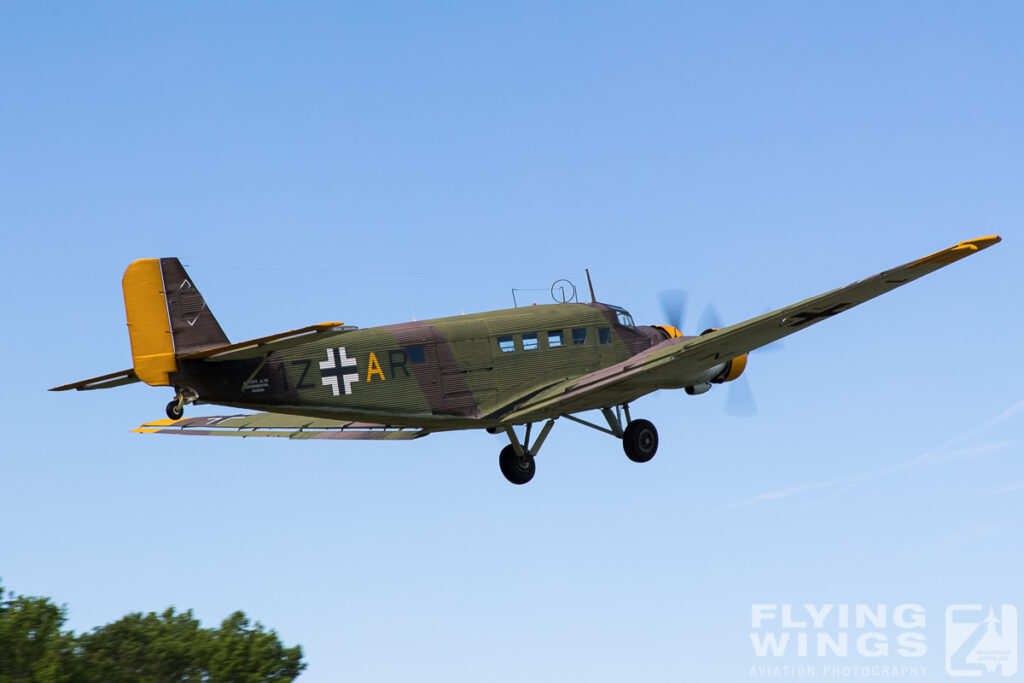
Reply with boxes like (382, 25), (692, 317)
(175, 303), (675, 430)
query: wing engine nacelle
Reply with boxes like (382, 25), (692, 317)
(710, 353), (747, 384)
(678, 353), (748, 393)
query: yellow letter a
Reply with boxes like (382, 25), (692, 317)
(366, 351), (386, 382)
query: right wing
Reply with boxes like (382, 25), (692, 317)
(504, 235), (1001, 421)
(133, 413), (431, 440)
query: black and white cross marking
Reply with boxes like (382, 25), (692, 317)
(319, 347), (359, 396)
(783, 303), (852, 328)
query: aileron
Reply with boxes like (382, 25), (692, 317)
(134, 413), (430, 440)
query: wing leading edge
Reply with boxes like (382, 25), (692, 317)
(503, 235), (1002, 421)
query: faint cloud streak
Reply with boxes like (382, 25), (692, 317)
(720, 400), (1024, 512)
(971, 479), (1024, 499)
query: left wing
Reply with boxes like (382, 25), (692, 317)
(134, 413), (430, 440)
(504, 234), (1001, 421)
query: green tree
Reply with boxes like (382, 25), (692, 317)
(74, 607), (211, 683)
(207, 612), (305, 683)
(0, 583), (74, 683)
(0, 581), (306, 682)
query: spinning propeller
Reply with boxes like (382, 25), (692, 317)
(658, 291), (783, 418)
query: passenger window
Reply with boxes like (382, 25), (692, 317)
(407, 345), (427, 364)
(523, 332), (539, 350)
(498, 336), (516, 353)
(572, 328), (587, 344)
(599, 327), (612, 344)
(548, 330), (564, 347)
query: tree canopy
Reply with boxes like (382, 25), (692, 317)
(0, 581), (305, 682)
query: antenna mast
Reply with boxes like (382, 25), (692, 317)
(585, 268), (596, 303)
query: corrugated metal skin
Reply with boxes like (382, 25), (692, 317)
(180, 302), (660, 425)
(159, 258), (230, 354)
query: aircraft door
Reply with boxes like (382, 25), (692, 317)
(438, 321), (496, 410)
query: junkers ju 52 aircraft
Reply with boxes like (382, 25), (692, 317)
(52, 236), (1000, 485)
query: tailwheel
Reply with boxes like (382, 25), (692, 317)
(165, 400), (184, 420)
(165, 387), (197, 420)
(622, 419), (658, 463)
(499, 444), (536, 485)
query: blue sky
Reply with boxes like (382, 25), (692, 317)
(2, 2), (1021, 681)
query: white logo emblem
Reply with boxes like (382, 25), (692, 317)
(946, 604), (1018, 677)
(319, 346), (359, 396)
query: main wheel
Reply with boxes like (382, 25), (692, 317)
(166, 400), (184, 420)
(498, 444), (536, 485)
(622, 419), (658, 463)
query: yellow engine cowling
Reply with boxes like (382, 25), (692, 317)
(653, 324), (683, 339)
(697, 326), (747, 384)
(712, 353), (748, 383)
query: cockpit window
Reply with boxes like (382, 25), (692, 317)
(606, 305), (635, 329)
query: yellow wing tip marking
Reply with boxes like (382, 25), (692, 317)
(959, 235), (1001, 250)
(315, 321), (345, 329)
(138, 418), (182, 428)
(134, 416), (184, 432)
(908, 235), (1001, 269)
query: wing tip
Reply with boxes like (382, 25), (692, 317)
(135, 418), (182, 431)
(959, 235), (1001, 251)
(908, 235), (1002, 269)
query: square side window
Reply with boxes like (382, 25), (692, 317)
(498, 336), (516, 353)
(598, 327), (612, 344)
(572, 328), (587, 344)
(523, 332), (539, 350)
(407, 345), (427, 364)
(548, 330), (564, 347)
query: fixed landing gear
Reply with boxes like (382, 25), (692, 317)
(499, 445), (536, 485)
(495, 404), (659, 485)
(166, 400), (184, 420)
(165, 387), (199, 420)
(497, 420), (554, 485)
(622, 418), (658, 463)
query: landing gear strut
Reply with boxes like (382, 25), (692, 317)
(562, 404), (659, 464)
(165, 387), (198, 420)
(494, 404), (659, 485)
(497, 420), (555, 485)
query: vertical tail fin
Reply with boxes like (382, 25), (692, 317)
(122, 258), (229, 386)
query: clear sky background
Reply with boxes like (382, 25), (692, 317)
(2, 3), (1022, 681)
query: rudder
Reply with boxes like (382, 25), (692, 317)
(122, 258), (229, 386)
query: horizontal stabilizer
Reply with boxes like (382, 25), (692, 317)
(133, 413), (430, 440)
(179, 323), (354, 361)
(50, 368), (139, 392)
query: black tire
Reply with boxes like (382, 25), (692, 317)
(498, 444), (536, 485)
(166, 400), (184, 420)
(622, 419), (658, 463)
